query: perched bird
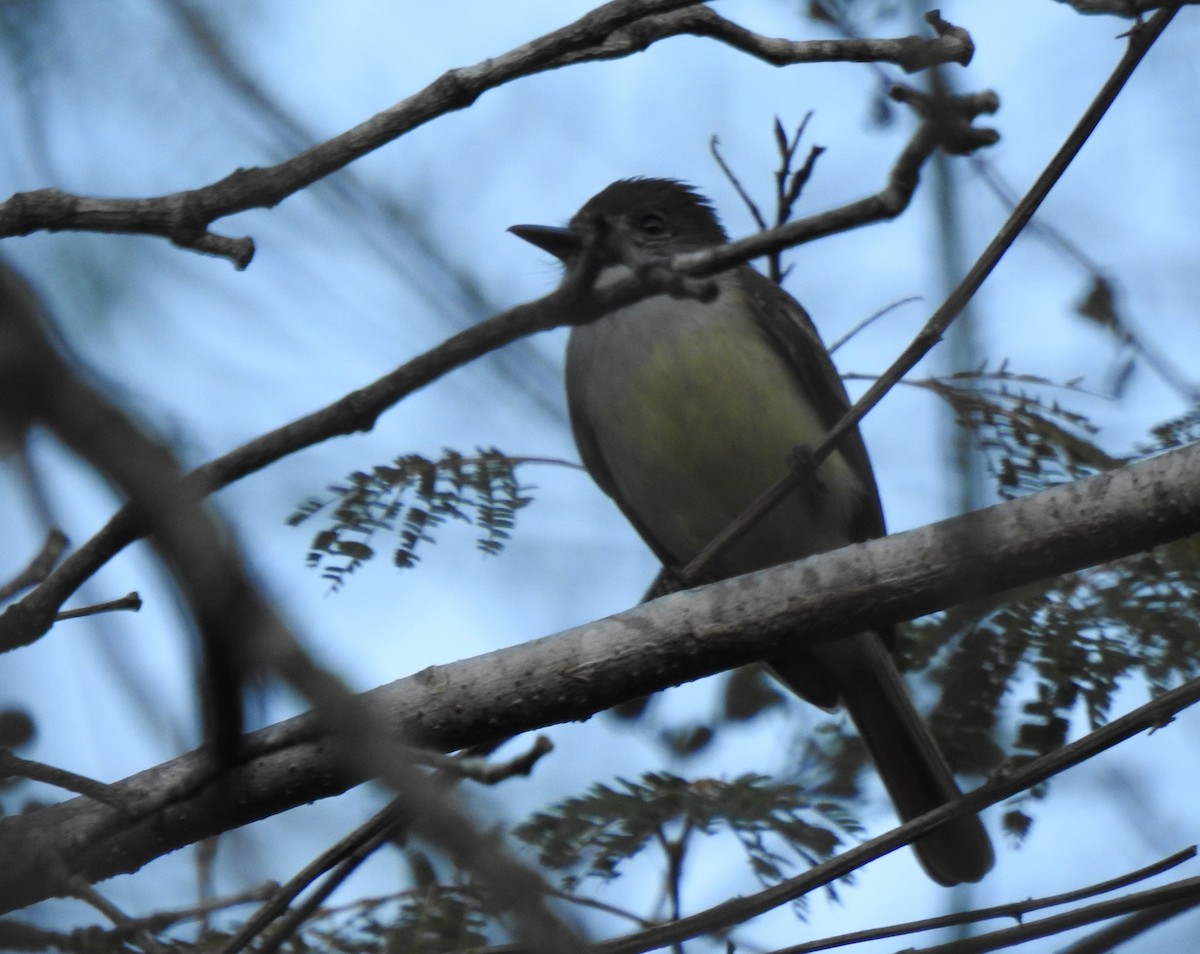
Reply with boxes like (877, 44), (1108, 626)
(510, 178), (993, 885)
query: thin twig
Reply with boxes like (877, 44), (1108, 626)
(0, 529), (67, 603)
(908, 875), (1200, 954)
(1053, 896), (1200, 954)
(970, 155), (1199, 402)
(771, 847), (1196, 953)
(678, 8), (1178, 585)
(545, 887), (653, 928)
(253, 820), (400, 954)
(220, 801), (412, 954)
(67, 877), (167, 954)
(0, 750), (131, 812)
(826, 296), (922, 353)
(53, 592), (141, 622)
(222, 736), (554, 953)
(437, 734), (554, 784)
(103, 883), (278, 943)
(710, 135), (768, 230)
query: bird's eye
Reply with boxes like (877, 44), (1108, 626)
(637, 212), (667, 236)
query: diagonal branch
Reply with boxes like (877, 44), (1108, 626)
(1, 438), (1198, 915)
(766, 847), (1197, 954)
(678, 6), (1179, 584)
(0, 86), (997, 655)
(905, 877), (1200, 954)
(0, 2), (971, 266)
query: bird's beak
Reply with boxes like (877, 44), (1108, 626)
(508, 224), (582, 263)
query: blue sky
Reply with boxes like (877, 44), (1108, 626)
(2, 1), (1200, 948)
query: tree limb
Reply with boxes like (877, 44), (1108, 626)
(0, 2), (971, 266)
(1, 438), (1198, 915)
(0, 87), (996, 655)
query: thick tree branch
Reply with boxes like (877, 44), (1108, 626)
(0, 439), (1197, 915)
(0, 2), (971, 266)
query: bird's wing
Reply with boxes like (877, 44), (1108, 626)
(737, 265), (887, 546)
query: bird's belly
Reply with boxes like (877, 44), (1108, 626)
(567, 295), (864, 579)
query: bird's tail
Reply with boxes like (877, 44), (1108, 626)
(812, 632), (994, 886)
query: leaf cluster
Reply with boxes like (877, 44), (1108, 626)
(923, 366), (1124, 499)
(514, 772), (857, 900)
(897, 373), (1200, 836)
(288, 448), (534, 589)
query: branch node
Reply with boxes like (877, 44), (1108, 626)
(164, 193), (256, 268)
(172, 230), (256, 270)
(891, 83), (1001, 155)
(924, 10), (975, 66)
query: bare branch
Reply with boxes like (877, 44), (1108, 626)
(1053, 896), (1200, 954)
(826, 296), (922, 354)
(221, 803), (410, 954)
(0, 885), (276, 953)
(224, 736), (552, 952)
(0, 2), (972, 266)
(0, 266), (583, 951)
(771, 847), (1197, 954)
(437, 735), (555, 785)
(972, 156), (1200, 402)
(675, 89), (996, 284)
(0, 919), (79, 953)
(66, 877), (167, 954)
(563, 6), (973, 73)
(53, 592), (141, 622)
(0, 751), (132, 812)
(906, 876), (1200, 954)
(712, 113), (825, 284)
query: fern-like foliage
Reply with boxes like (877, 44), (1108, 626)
(917, 537), (1200, 757)
(921, 366), (1124, 498)
(288, 448), (536, 589)
(901, 376), (1200, 837)
(514, 772), (858, 908)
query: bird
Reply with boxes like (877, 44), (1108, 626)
(509, 177), (994, 886)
